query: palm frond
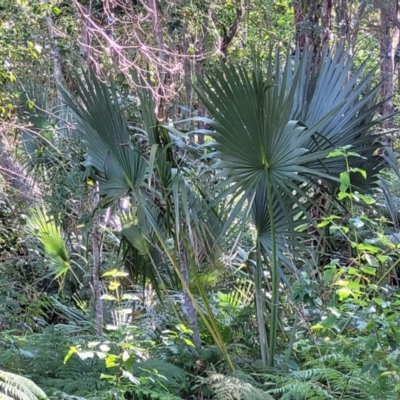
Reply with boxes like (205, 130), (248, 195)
(59, 70), (147, 201)
(18, 82), (60, 174)
(27, 207), (70, 279)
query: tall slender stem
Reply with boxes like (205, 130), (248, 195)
(255, 238), (268, 366)
(266, 168), (278, 367)
(92, 184), (104, 336)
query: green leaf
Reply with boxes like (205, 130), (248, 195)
(317, 219), (331, 227)
(357, 244), (380, 253)
(109, 281), (120, 291)
(337, 287), (352, 300)
(63, 346), (78, 364)
(321, 314), (337, 329)
(327, 150), (344, 158)
(105, 354), (120, 368)
(99, 344), (110, 352)
(102, 269), (118, 277)
(361, 363), (372, 374)
(183, 338), (195, 347)
(357, 193), (375, 205)
(349, 218), (364, 229)
(100, 294), (117, 301)
(364, 254), (379, 267)
(121, 294), (140, 300)
(323, 268), (335, 283)
(77, 351), (94, 361)
(339, 171), (350, 193)
(351, 167), (367, 178)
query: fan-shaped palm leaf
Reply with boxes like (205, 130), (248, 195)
(197, 46), (386, 366)
(27, 206), (70, 279)
(60, 70), (234, 369)
(18, 82), (61, 174)
(59, 71), (147, 202)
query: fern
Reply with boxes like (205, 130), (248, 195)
(0, 370), (48, 400)
(200, 371), (274, 400)
(264, 353), (399, 400)
(21, 325), (109, 397)
(132, 359), (188, 395)
(131, 387), (182, 400)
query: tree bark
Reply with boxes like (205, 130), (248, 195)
(42, 0), (63, 107)
(293, 0), (333, 50)
(294, 1), (306, 49)
(219, 0), (245, 59)
(179, 246), (202, 349)
(377, 1), (399, 130)
(92, 186), (103, 336)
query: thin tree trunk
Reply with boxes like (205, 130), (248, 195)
(397, 30), (400, 95)
(92, 186), (103, 336)
(149, 0), (168, 118)
(379, 4), (398, 130)
(321, 0), (333, 46)
(43, 0), (63, 107)
(195, 60), (206, 145)
(79, 4), (92, 66)
(219, 0), (244, 59)
(294, 1), (305, 49)
(180, 246), (202, 349)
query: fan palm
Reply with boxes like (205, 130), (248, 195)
(59, 71), (234, 369)
(197, 46), (387, 367)
(18, 82), (63, 176)
(27, 206), (70, 280)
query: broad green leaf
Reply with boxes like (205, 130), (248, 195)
(105, 354), (119, 368)
(63, 346), (78, 364)
(109, 281), (120, 291)
(339, 171), (350, 193)
(364, 254), (379, 267)
(100, 294), (117, 301)
(337, 287), (352, 300)
(102, 269), (118, 277)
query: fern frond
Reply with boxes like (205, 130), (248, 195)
(201, 371), (274, 400)
(264, 353), (398, 400)
(0, 370), (48, 400)
(132, 359), (188, 394)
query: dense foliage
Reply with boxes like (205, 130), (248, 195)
(1, 1), (400, 399)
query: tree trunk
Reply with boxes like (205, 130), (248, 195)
(92, 223), (103, 336)
(195, 60), (206, 145)
(294, 1), (306, 49)
(321, 0), (333, 46)
(179, 246), (202, 349)
(293, 0), (333, 50)
(92, 186), (103, 336)
(219, 0), (244, 59)
(43, 0), (63, 107)
(378, 2), (398, 130)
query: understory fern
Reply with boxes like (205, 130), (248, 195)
(265, 353), (399, 399)
(132, 359), (188, 395)
(200, 370), (274, 400)
(21, 325), (109, 397)
(131, 387), (182, 400)
(0, 369), (48, 400)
